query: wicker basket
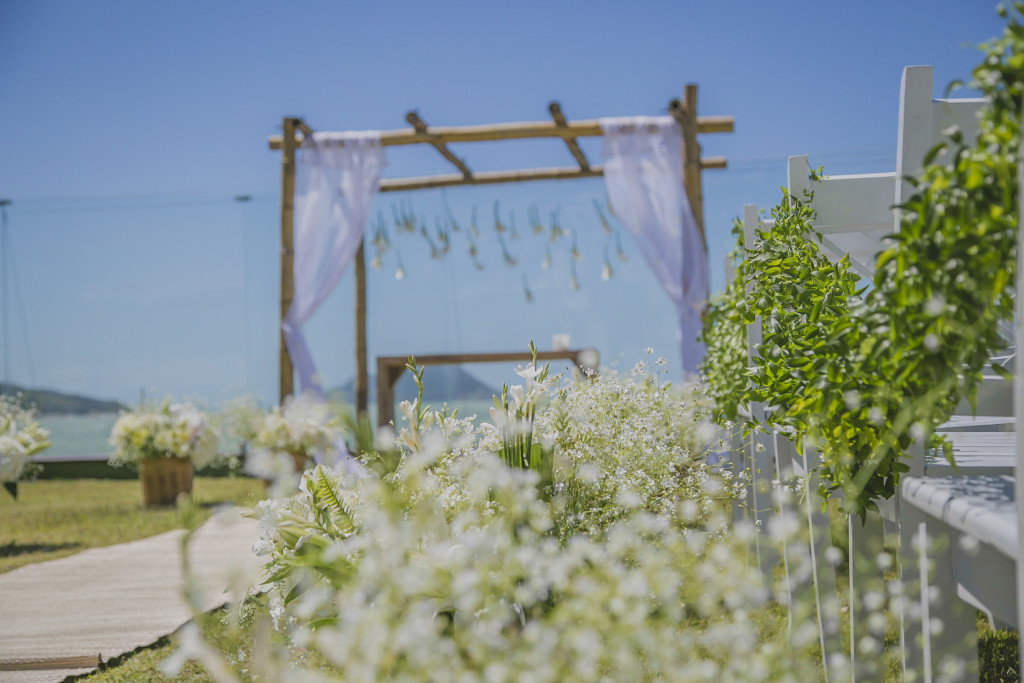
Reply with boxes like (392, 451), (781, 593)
(289, 451), (310, 473)
(138, 456), (193, 506)
(260, 451), (310, 490)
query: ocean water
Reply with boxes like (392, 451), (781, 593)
(32, 398), (498, 461)
(37, 413), (119, 458)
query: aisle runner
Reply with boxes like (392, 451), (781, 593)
(0, 507), (262, 682)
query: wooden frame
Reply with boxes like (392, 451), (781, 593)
(376, 349), (599, 428)
(270, 87), (733, 408)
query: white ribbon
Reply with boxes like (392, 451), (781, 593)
(600, 116), (708, 373)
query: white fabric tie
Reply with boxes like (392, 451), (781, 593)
(283, 131), (386, 464)
(600, 116), (708, 374)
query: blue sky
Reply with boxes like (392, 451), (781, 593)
(0, 1), (1007, 406)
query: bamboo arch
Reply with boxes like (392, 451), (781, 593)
(268, 85), (734, 412)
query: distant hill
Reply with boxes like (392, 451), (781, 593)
(0, 383), (125, 415)
(330, 365), (497, 405)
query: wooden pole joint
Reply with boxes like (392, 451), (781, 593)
(405, 111), (474, 180)
(548, 101), (591, 172)
(294, 119), (314, 139)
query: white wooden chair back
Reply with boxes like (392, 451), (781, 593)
(788, 66), (985, 281)
(780, 66), (990, 681)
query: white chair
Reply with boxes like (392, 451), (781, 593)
(896, 101), (1024, 683)
(770, 65), (1002, 680)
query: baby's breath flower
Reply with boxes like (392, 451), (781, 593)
(188, 355), (822, 683)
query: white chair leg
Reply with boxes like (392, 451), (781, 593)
(899, 496), (979, 682)
(848, 509), (888, 681)
(774, 431), (798, 633)
(730, 429), (749, 526)
(801, 448), (844, 682)
(751, 426), (780, 583)
(924, 522), (979, 682)
(900, 495), (927, 682)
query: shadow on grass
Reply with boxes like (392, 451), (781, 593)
(140, 499), (254, 511)
(0, 541), (82, 558)
(63, 634), (172, 681)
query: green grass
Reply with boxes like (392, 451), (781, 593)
(0, 477), (263, 574)
(75, 609), (239, 683)
(74, 635), (213, 683)
(8, 481), (1010, 682)
(71, 585), (1023, 682)
(76, 599), (807, 682)
(78, 598), (313, 683)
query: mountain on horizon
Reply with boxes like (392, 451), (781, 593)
(329, 365), (497, 406)
(0, 383), (126, 415)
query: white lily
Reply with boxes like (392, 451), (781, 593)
(509, 385), (525, 412)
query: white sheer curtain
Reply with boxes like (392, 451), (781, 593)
(283, 131), (387, 395)
(600, 116), (708, 374)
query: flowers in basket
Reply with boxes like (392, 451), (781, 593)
(0, 395), (50, 484)
(249, 391), (342, 461)
(242, 392), (346, 492)
(109, 400), (218, 469)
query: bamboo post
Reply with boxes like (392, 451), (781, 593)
(278, 117), (297, 404)
(678, 84), (705, 248)
(376, 358), (406, 429)
(354, 239), (369, 416)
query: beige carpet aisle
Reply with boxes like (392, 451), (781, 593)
(0, 506), (263, 682)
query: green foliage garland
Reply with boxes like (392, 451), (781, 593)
(699, 220), (749, 422)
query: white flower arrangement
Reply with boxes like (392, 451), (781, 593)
(535, 356), (741, 536)
(216, 394), (265, 453)
(249, 391), (342, 459)
(185, 452), (815, 682)
(109, 400), (218, 469)
(0, 395), (50, 483)
(171, 354), (809, 680)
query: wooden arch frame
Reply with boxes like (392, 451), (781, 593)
(268, 85), (734, 411)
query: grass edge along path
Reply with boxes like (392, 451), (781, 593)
(0, 477), (263, 574)
(75, 605), (1019, 682)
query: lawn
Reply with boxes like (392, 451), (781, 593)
(0, 477), (263, 574)
(78, 599), (800, 683)
(2, 479), (1015, 682)
(71, 590), (1021, 683)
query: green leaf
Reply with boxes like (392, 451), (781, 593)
(990, 363), (1013, 380)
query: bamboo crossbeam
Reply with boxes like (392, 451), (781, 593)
(378, 350), (597, 367)
(380, 166), (603, 192)
(268, 115), (733, 150)
(548, 101), (590, 172)
(406, 111), (474, 179)
(375, 157), (725, 193)
(376, 349), (599, 427)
